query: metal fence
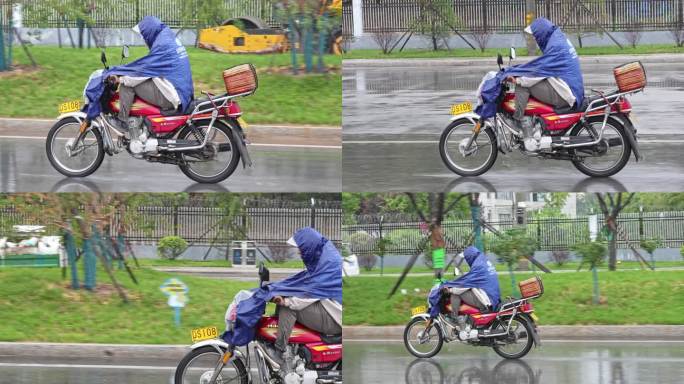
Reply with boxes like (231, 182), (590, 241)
(0, 203), (342, 245)
(343, 211), (684, 255)
(17, 0), (278, 28)
(354, 0), (684, 34)
(342, 0), (354, 36)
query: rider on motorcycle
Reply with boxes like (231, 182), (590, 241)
(84, 16), (194, 133)
(476, 17), (584, 151)
(223, 227), (342, 374)
(428, 246), (500, 340)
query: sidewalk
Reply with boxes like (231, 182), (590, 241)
(343, 53), (684, 68)
(344, 325), (684, 341)
(0, 117), (341, 147)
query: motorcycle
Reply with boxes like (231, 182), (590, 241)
(403, 257), (543, 360)
(439, 48), (645, 178)
(46, 46), (253, 184)
(174, 264), (343, 384)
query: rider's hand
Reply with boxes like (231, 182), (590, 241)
(273, 296), (284, 305)
(505, 76), (516, 84)
(107, 75), (119, 84)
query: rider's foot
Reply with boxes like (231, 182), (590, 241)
(108, 117), (129, 134)
(263, 344), (285, 368)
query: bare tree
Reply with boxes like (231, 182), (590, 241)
(624, 22), (643, 48)
(470, 27), (492, 53)
(671, 25), (684, 47)
(266, 242), (292, 263)
(372, 30), (399, 54)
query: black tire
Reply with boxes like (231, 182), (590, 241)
(492, 316), (535, 360)
(174, 346), (249, 384)
(569, 116), (632, 177)
(439, 118), (498, 177)
(403, 317), (444, 359)
(177, 120), (241, 184)
(46, 117), (105, 177)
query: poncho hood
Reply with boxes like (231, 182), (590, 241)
(428, 246), (500, 317)
(83, 16), (194, 119)
(474, 18), (584, 118)
(222, 228), (342, 346)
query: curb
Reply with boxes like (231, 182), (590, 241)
(342, 53), (684, 68)
(0, 118), (341, 147)
(343, 325), (684, 341)
(0, 342), (189, 359)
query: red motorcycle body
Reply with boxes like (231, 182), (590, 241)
(500, 92), (633, 132)
(445, 301), (535, 327)
(256, 316), (342, 364)
(108, 94), (243, 135)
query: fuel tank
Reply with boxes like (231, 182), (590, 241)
(108, 94), (161, 116)
(256, 316), (323, 344)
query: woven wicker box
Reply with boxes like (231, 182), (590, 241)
(613, 61), (646, 93)
(223, 64), (258, 96)
(519, 276), (544, 298)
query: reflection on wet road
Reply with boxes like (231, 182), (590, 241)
(0, 138), (341, 192)
(343, 60), (684, 191)
(344, 341), (684, 384)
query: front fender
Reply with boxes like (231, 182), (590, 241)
(449, 112), (481, 124)
(410, 313), (431, 321)
(188, 339), (250, 380)
(56, 111), (87, 124)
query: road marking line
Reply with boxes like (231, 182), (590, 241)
(345, 140), (684, 144)
(0, 362), (258, 372)
(343, 339), (684, 343)
(0, 136), (340, 149)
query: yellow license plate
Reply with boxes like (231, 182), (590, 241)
(531, 313), (539, 323)
(237, 117), (249, 129)
(191, 326), (218, 343)
(58, 100), (82, 114)
(411, 305), (427, 316)
(450, 102), (473, 115)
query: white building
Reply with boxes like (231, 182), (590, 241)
(478, 193), (579, 223)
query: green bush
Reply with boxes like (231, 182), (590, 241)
(157, 236), (188, 260)
(573, 241), (607, 270)
(680, 245), (684, 260)
(640, 238), (661, 255)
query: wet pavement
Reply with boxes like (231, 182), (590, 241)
(343, 340), (684, 384)
(0, 138), (341, 192)
(343, 60), (684, 191)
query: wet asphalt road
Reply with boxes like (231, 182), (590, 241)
(0, 138), (341, 192)
(344, 340), (684, 384)
(343, 60), (684, 192)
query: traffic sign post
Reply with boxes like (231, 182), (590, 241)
(160, 278), (189, 327)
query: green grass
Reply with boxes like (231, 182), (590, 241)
(343, 44), (684, 60)
(358, 260), (684, 274)
(0, 46), (341, 125)
(0, 265), (270, 344)
(135, 258), (304, 269)
(344, 270), (684, 326)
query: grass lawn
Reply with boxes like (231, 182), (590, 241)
(0, 265), (274, 344)
(343, 44), (684, 60)
(358, 260), (684, 274)
(343, 269), (684, 326)
(136, 258), (304, 269)
(0, 46), (341, 125)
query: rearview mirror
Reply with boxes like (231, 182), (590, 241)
(496, 53), (504, 67)
(454, 267), (461, 276)
(100, 50), (108, 67)
(510, 47), (516, 60)
(122, 45), (130, 59)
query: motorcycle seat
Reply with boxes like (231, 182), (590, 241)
(159, 97), (211, 117)
(553, 91), (617, 115)
(320, 333), (342, 344)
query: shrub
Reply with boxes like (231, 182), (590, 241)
(358, 254), (378, 271)
(573, 241), (607, 270)
(640, 238), (661, 256)
(157, 236), (188, 260)
(551, 250), (571, 266)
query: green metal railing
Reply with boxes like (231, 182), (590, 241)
(0, 254), (60, 267)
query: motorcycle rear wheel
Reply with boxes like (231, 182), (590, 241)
(404, 317), (444, 358)
(439, 118), (498, 176)
(491, 316), (535, 359)
(174, 345), (249, 384)
(177, 120), (241, 184)
(46, 117), (105, 177)
(569, 116), (632, 177)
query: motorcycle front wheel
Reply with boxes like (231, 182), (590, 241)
(174, 345), (249, 384)
(46, 117), (105, 177)
(439, 118), (498, 176)
(404, 317), (444, 358)
(177, 120), (241, 184)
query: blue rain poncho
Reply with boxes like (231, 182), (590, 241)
(84, 16), (194, 119)
(223, 228), (343, 346)
(428, 246), (500, 318)
(475, 18), (584, 119)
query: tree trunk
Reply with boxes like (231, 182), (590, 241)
(608, 229), (617, 271)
